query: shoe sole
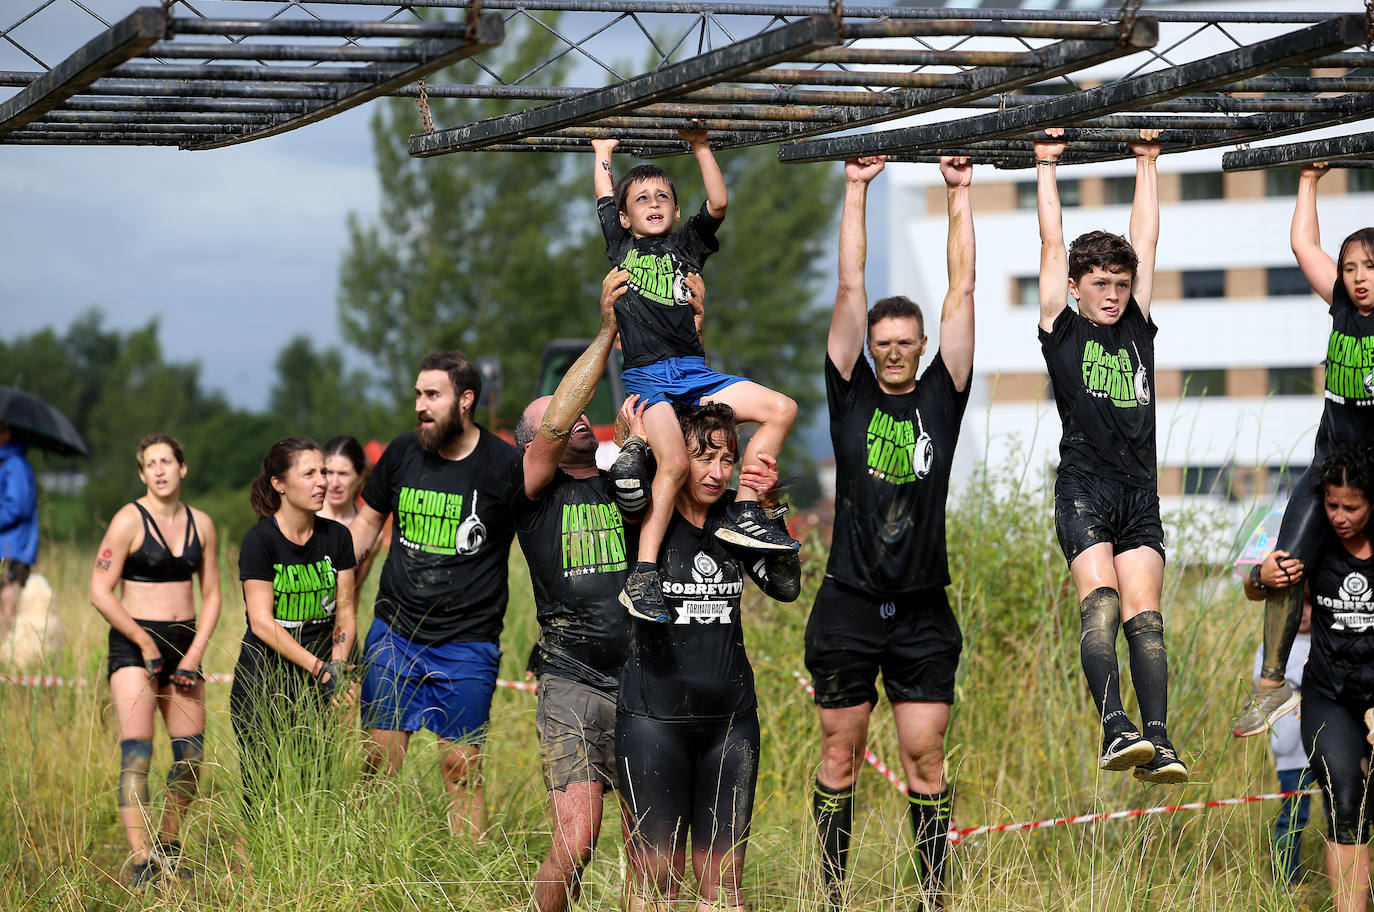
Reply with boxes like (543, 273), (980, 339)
(713, 527), (798, 552)
(1232, 691), (1301, 738)
(619, 589), (669, 623)
(1100, 739), (1156, 771)
(1133, 761), (1189, 785)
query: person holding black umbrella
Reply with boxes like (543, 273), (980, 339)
(0, 422), (37, 645)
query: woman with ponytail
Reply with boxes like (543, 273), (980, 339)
(229, 437), (356, 808)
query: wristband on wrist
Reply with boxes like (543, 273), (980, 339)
(1035, 158), (1057, 166)
(1248, 563), (1268, 592)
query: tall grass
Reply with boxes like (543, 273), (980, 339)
(0, 468), (1327, 910)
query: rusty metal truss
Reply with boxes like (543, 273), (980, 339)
(2, 2), (1370, 169)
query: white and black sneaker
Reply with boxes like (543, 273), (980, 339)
(1133, 739), (1188, 785)
(620, 567), (669, 623)
(714, 501), (799, 552)
(1099, 729), (1156, 771)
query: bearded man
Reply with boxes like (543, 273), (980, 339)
(350, 351), (521, 836)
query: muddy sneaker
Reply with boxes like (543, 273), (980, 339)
(620, 567), (669, 623)
(1100, 729), (1155, 771)
(130, 859), (159, 892)
(1233, 683), (1299, 738)
(1133, 739), (1189, 784)
(714, 501), (799, 552)
(155, 837), (194, 881)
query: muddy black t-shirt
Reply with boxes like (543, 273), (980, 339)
(1305, 535), (1374, 703)
(515, 469), (633, 694)
(824, 351), (970, 596)
(598, 197), (720, 370)
(1315, 281), (1374, 462)
(1040, 298), (1157, 488)
(361, 429), (520, 645)
(618, 500), (758, 721)
(238, 516), (356, 624)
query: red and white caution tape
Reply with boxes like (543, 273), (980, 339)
(791, 669), (1317, 843)
(949, 788), (1321, 843)
(793, 671), (909, 794)
(0, 673), (537, 691)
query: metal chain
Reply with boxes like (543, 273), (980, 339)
(1116, 0), (1143, 47)
(415, 78), (435, 133)
(466, 0), (484, 42)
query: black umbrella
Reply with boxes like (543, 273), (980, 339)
(0, 387), (88, 457)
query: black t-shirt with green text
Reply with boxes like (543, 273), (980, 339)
(824, 351), (971, 597)
(238, 515), (356, 624)
(361, 429), (520, 645)
(598, 197), (720, 370)
(1316, 281), (1374, 462)
(515, 470), (633, 694)
(618, 499), (759, 721)
(1040, 297), (1157, 488)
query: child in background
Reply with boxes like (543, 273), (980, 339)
(1247, 582), (1318, 887)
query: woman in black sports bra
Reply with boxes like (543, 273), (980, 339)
(90, 433), (220, 888)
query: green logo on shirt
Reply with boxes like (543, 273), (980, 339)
(396, 486), (465, 555)
(619, 249), (675, 307)
(1081, 339), (1147, 408)
(1326, 331), (1374, 402)
(560, 502), (627, 576)
(272, 558), (336, 622)
(866, 409), (917, 485)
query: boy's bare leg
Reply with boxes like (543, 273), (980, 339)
(635, 402), (689, 564)
(439, 739), (485, 837)
(701, 382), (797, 504)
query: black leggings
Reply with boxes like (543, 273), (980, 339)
(228, 624), (337, 810)
(1301, 687), (1374, 845)
(617, 710), (760, 861)
(1276, 464), (1327, 564)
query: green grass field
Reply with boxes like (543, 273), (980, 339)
(0, 472), (1334, 910)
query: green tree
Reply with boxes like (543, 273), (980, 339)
(339, 15), (840, 443)
(269, 335), (390, 444)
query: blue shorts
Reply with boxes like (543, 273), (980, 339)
(359, 616), (501, 743)
(622, 356), (746, 408)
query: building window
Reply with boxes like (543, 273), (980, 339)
(1015, 276), (1038, 308)
(1181, 171), (1224, 201)
(1016, 178), (1080, 209)
(1105, 176), (1134, 205)
(1267, 266), (1311, 297)
(1184, 465), (1233, 498)
(1271, 464), (1310, 496)
(1182, 368), (1226, 397)
(1269, 366), (1315, 396)
(1181, 269), (1226, 299)
(1350, 169), (1374, 194)
(1265, 169), (1300, 197)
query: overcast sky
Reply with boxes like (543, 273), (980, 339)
(2, 105), (381, 410)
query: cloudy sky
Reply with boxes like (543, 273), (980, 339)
(2, 104), (381, 409)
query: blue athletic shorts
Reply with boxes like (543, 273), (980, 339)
(359, 616), (501, 743)
(621, 355), (746, 408)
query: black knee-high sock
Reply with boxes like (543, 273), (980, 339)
(1080, 587), (1129, 734)
(907, 786), (952, 904)
(1260, 584), (1304, 684)
(813, 779), (854, 905)
(1124, 610), (1169, 742)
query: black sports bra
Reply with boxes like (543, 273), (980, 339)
(121, 502), (202, 583)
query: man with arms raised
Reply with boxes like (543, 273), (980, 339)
(513, 267), (675, 911)
(351, 351), (521, 835)
(807, 155), (974, 911)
